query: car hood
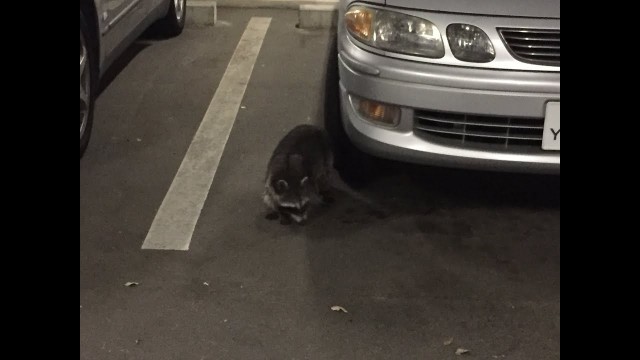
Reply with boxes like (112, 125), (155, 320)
(384, 0), (560, 19)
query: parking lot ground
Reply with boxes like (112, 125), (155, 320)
(80, 8), (560, 360)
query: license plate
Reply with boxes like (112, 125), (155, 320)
(542, 102), (560, 150)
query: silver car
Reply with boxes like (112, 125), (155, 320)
(80, 0), (187, 157)
(337, 0), (559, 173)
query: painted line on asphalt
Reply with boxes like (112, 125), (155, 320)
(142, 17), (272, 250)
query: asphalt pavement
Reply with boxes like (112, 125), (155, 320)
(80, 8), (560, 360)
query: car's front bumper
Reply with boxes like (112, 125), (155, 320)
(338, 30), (560, 174)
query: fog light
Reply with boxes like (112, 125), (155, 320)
(351, 95), (400, 127)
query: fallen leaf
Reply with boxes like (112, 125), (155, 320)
(444, 337), (454, 346)
(330, 305), (348, 313)
(124, 282), (139, 287)
(455, 348), (470, 355)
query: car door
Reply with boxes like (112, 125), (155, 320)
(99, 0), (152, 71)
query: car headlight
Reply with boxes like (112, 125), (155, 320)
(446, 24), (495, 63)
(345, 6), (445, 58)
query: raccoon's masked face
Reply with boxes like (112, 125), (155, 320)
(272, 176), (314, 216)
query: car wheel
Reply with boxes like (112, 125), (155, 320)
(332, 131), (379, 189)
(323, 34), (378, 189)
(80, 13), (94, 158)
(157, 0), (187, 37)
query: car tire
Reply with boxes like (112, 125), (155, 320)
(80, 12), (95, 158)
(323, 33), (378, 189)
(332, 131), (379, 189)
(157, 0), (187, 37)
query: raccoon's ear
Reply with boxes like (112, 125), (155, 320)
(275, 179), (289, 193)
(300, 176), (309, 186)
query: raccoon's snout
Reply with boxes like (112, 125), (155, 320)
(279, 202), (300, 210)
(279, 200), (310, 216)
(279, 198), (309, 210)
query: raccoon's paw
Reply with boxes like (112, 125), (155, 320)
(265, 211), (279, 221)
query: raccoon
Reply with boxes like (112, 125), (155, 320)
(263, 124), (333, 224)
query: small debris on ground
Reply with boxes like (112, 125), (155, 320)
(124, 282), (139, 287)
(455, 348), (470, 355)
(444, 337), (454, 346)
(330, 305), (348, 313)
(135, 339), (141, 345)
(203, 282), (209, 286)
(136, 138), (142, 142)
(240, 105), (247, 109)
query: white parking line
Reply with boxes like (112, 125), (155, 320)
(142, 17), (271, 250)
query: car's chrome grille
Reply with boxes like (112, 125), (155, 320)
(498, 28), (560, 66)
(414, 109), (546, 152)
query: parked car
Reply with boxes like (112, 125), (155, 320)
(80, 0), (187, 157)
(336, 0), (559, 173)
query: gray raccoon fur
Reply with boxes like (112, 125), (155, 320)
(263, 124), (333, 224)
